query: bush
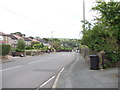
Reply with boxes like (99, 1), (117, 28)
(0, 44), (11, 56)
(26, 46), (32, 50)
(106, 53), (119, 63)
(33, 44), (44, 49)
(15, 48), (25, 52)
(17, 39), (25, 51)
(40, 46), (48, 51)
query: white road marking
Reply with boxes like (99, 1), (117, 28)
(2, 65), (23, 72)
(61, 68), (64, 72)
(52, 68), (64, 88)
(28, 60), (43, 65)
(40, 76), (55, 88)
(1, 60), (43, 72)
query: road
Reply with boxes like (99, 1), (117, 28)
(1, 52), (77, 88)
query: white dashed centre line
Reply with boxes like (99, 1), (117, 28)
(2, 65), (23, 72)
(2, 60), (43, 72)
(28, 60), (43, 65)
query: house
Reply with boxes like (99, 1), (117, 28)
(9, 34), (23, 47)
(38, 39), (52, 48)
(43, 43), (52, 48)
(0, 32), (10, 44)
(32, 39), (39, 42)
(23, 37), (32, 46)
(9, 34), (18, 47)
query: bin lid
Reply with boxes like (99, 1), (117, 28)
(89, 55), (98, 57)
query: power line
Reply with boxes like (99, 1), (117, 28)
(0, 6), (56, 31)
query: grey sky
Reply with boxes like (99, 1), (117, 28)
(0, 0), (118, 39)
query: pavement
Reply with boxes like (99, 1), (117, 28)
(1, 52), (56, 63)
(1, 53), (48, 63)
(1, 56), (21, 63)
(55, 53), (119, 88)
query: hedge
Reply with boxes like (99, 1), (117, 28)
(0, 44), (11, 56)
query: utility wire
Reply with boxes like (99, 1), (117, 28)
(0, 6), (56, 31)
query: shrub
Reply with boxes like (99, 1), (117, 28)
(40, 46), (48, 51)
(17, 39), (25, 51)
(26, 46), (32, 50)
(0, 44), (11, 56)
(15, 48), (25, 52)
(33, 44), (44, 49)
(31, 41), (40, 46)
(106, 53), (119, 63)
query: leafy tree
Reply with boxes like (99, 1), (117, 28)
(51, 41), (61, 49)
(49, 38), (61, 49)
(43, 38), (49, 42)
(62, 40), (79, 49)
(81, 1), (120, 64)
(35, 36), (41, 40)
(16, 39), (25, 51)
(92, 1), (120, 61)
(29, 36), (34, 39)
(11, 32), (25, 37)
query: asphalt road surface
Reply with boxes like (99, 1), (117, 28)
(1, 52), (77, 88)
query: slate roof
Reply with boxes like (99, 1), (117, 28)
(9, 34), (18, 40)
(24, 37), (32, 41)
(0, 32), (9, 36)
(38, 39), (47, 43)
(13, 34), (23, 39)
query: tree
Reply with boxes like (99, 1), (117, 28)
(81, 20), (92, 35)
(51, 41), (61, 49)
(92, 1), (120, 61)
(11, 32), (25, 37)
(43, 38), (49, 42)
(35, 36), (41, 40)
(81, 1), (120, 64)
(29, 36), (34, 39)
(62, 39), (80, 49)
(92, 1), (120, 39)
(16, 39), (25, 51)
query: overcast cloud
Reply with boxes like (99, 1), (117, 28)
(0, 0), (118, 39)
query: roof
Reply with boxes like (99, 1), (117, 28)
(38, 39), (47, 43)
(32, 39), (39, 42)
(0, 32), (9, 36)
(9, 34), (18, 40)
(24, 37), (32, 41)
(0, 32), (4, 35)
(13, 34), (23, 39)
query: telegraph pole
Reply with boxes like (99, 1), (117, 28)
(83, 0), (85, 21)
(83, 0), (86, 58)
